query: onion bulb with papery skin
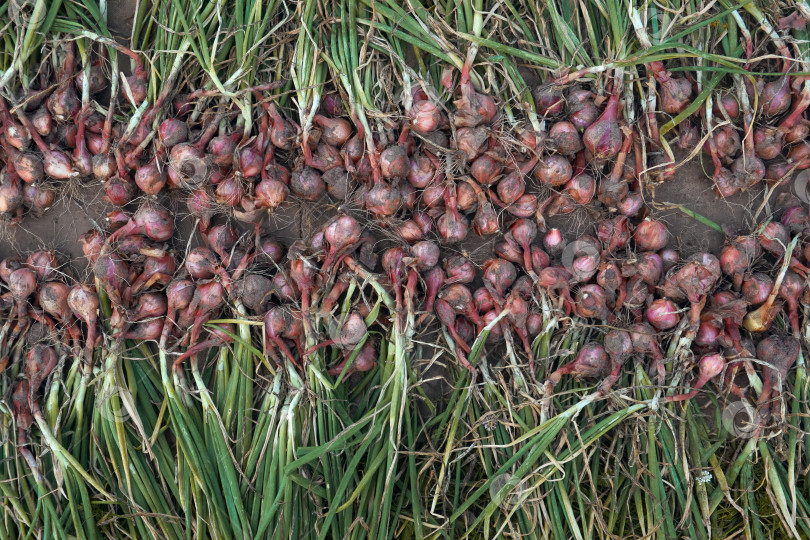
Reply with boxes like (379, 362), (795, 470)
(497, 171), (525, 204)
(290, 166), (325, 201)
(647, 298), (680, 330)
(470, 153), (502, 186)
(761, 76), (791, 117)
(547, 342), (610, 386)
(23, 183), (55, 216)
(409, 100), (443, 133)
(443, 255), (475, 285)
(455, 127), (489, 161)
(583, 92), (622, 162)
(535, 155), (573, 187)
(633, 219), (669, 251)
(380, 145), (410, 179)
(408, 154), (437, 188)
(548, 121), (583, 156)
(533, 85), (564, 116)
(543, 228), (564, 256)
(756, 334), (800, 406)
(665, 353), (725, 402)
(159, 118), (189, 148)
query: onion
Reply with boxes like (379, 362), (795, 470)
(0, 97), (31, 149)
(397, 220), (424, 242)
(633, 252), (664, 286)
(408, 153), (437, 189)
(660, 249), (679, 272)
(507, 194), (537, 218)
(569, 236), (601, 283)
(547, 342), (610, 386)
(703, 126), (740, 162)
(38, 281), (71, 324)
(366, 179), (402, 217)
(753, 127), (784, 160)
(597, 262), (624, 309)
(779, 271), (803, 337)
(15, 112), (74, 179)
(665, 353), (725, 402)
(380, 145), (410, 179)
(67, 284), (99, 358)
(537, 267), (575, 313)
(671, 252), (721, 304)
(677, 120), (699, 150)
(255, 178), (289, 210)
(497, 170), (525, 205)
(408, 241), (440, 271)
(583, 92), (622, 162)
(454, 71), (497, 128)
(566, 172), (596, 205)
(756, 334), (800, 408)
(132, 292), (168, 322)
(719, 238), (757, 290)
(455, 181), (476, 212)
(648, 62), (693, 114)
(624, 275), (649, 312)
(535, 155), (573, 187)
(741, 272), (772, 306)
(437, 184), (469, 243)
(759, 222), (789, 257)
(215, 174), (244, 207)
(185, 247), (219, 280)
(440, 256), (473, 285)
(470, 153), (503, 186)
(135, 157), (167, 195)
(25, 344), (58, 396)
(26, 250), (59, 281)
(108, 205), (174, 243)
(618, 191), (644, 216)
(482, 258), (517, 300)
(494, 235), (523, 265)
(713, 92), (740, 120)
(597, 216), (630, 256)
(0, 170), (24, 216)
(313, 115), (352, 147)
(438, 283), (483, 327)
(544, 228), (564, 256)
(532, 85), (564, 116)
(695, 312), (724, 347)
(548, 121), (583, 155)
(630, 322), (666, 382)
(423, 266), (445, 313)
(646, 298), (680, 330)
(567, 88), (599, 129)
(409, 100), (443, 133)
(599, 329), (634, 393)
(321, 214), (361, 271)
(291, 166), (326, 201)
(328, 340), (377, 377)
(159, 118), (189, 148)
(131, 254), (176, 292)
(92, 153), (115, 181)
(6, 147), (44, 184)
(31, 107), (53, 137)
(575, 284), (613, 321)
(92, 248), (130, 301)
(761, 76), (791, 116)
(455, 127), (489, 161)
(473, 287), (496, 313)
(633, 219), (669, 251)
(781, 206), (809, 234)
